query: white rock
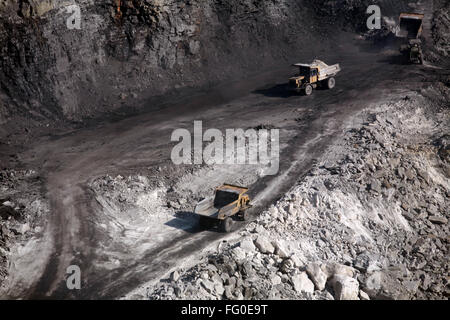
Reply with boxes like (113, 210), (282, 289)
(359, 290), (370, 300)
(288, 203), (296, 215)
(271, 275), (282, 286)
(170, 270), (180, 282)
(254, 224), (267, 235)
(214, 283), (225, 296)
(2, 201), (14, 207)
(268, 206), (279, 219)
(364, 271), (383, 293)
(20, 223), (30, 234)
(254, 236), (275, 254)
(224, 285), (234, 299)
(325, 262), (356, 285)
(290, 254), (304, 268)
(272, 240), (289, 258)
(200, 279), (215, 294)
(306, 262), (328, 291)
(231, 247), (247, 262)
(291, 272), (314, 294)
(333, 275), (360, 300)
(240, 238), (256, 252)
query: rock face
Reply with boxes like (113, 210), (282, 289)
(0, 0), (337, 123)
(2, 0), (444, 125)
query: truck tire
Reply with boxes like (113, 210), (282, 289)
(326, 77), (336, 89)
(304, 84), (313, 96)
(240, 210), (250, 221)
(221, 217), (233, 233)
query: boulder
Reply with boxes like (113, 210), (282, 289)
(240, 238), (256, 252)
(231, 247), (247, 262)
(363, 271), (407, 300)
(324, 262), (356, 280)
(428, 216), (447, 225)
(272, 240), (289, 258)
(254, 236), (275, 254)
(200, 279), (215, 294)
(214, 282), (225, 296)
(170, 270), (180, 282)
(333, 275), (359, 300)
(403, 280), (419, 294)
(271, 274), (282, 286)
(224, 285), (234, 299)
(359, 290), (370, 300)
(291, 272), (314, 294)
(306, 262), (327, 291)
(290, 254), (304, 268)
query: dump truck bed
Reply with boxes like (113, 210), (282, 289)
(194, 197), (219, 218)
(293, 59), (341, 81)
(317, 64), (341, 81)
(194, 184), (249, 220)
(396, 13), (424, 39)
(194, 197), (237, 219)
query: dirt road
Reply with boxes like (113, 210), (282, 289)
(1, 33), (438, 299)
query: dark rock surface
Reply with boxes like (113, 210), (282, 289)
(0, 0), (331, 123)
(2, 0), (438, 125)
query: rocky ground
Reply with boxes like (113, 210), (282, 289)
(0, 169), (49, 287)
(0, 0), (449, 299)
(146, 84), (450, 300)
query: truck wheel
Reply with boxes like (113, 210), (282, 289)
(221, 217), (233, 233)
(326, 77), (336, 89)
(240, 210), (250, 221)
(304, 85), (313, 96)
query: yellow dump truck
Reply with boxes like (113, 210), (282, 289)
(195, 184), (252, 232)
(396, 13), (424, 64)
(288, 59), (341, 95)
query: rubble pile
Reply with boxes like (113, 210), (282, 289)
(147, 86), (449, 300)
(0, 169), (48, 288)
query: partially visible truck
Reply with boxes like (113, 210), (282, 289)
(396, 13), (424, 64)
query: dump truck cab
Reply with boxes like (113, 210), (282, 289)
(195, 184), (252, 232)
(289, 65), (318, 88)
(288, 60), (340, 95)
(408, 39), (424, 64)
